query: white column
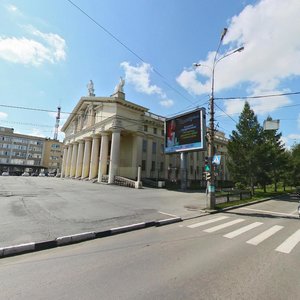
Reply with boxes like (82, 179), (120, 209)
(108, 130), (121, 184)
(75, 140), (84, 178)
(132, 133), (143, 179)
(146, 137), (153, 178)
(65, 144), (73, 177)
(61, 146), (68, 178)
(98, 133), (109, 182)
(89, 135), (100, 180)
(70, 142), (78, 178)
(81, 138), (92, 179)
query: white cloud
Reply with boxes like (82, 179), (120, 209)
(121, 62), (163, 95)
(160, 99), (174, 108)
(0, 27), (66, 66)
(281, 133), (300, 149)
(0, 112), (8, 119)
(177, 0), (300, 115)
(6, 4), (20, 14)
(29, 27), (66, 61)
(223, 92), (291, 117)
(287, 134), (300, 140)
(121, 61), (174, 108)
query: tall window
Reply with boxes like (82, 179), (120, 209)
(151, 161), (155, 171)
(142, 140), (147, 152)
(153, 127), (157, 134)
(152, 142), (157, 154)
(160, 162), (164, 172)
(144, 125), (148, 132)
(142, 160), (146, 171)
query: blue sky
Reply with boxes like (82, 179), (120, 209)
(0, 0), (299, 148)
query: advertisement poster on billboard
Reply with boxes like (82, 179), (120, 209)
(165, 108), (206, 154)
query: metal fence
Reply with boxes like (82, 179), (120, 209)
(216, 190), (252, 204)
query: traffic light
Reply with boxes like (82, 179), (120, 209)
(204, 156), (210, 172)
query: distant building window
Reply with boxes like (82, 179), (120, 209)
(161, 129), (164, 136)
(152, 142), (157, 154)
(142, 160), (146, 171)
(51, 144), (61, 149)
(142, 140), (147, 152)
(190, 166), (193, 175)
(144, 125), (148, 132)
(151, 161), (155, 171)
(160, 162), (164, 172)
(153, 128), (157, 134)
(161, 144), (164, 153)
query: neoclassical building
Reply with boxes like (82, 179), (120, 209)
(61, 82), (230, 186)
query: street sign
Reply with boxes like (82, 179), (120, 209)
(212, 155), (221, 165)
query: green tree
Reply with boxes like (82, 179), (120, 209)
(262, 117), (287, 192)
(290, 143), (300, 187)
(227, 102), (264, 194)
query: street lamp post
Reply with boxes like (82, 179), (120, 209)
(194, 28), (244, 209)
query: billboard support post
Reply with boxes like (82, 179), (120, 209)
(180, 152), (187, 191)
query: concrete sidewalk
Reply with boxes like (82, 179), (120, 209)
(0, 177), (208, 249)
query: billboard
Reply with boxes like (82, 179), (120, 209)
(165, 108), (206, 154)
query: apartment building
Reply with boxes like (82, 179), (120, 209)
(0, 127), (63, 175)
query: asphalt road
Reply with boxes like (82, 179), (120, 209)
(1, 199), (300, 299)
(0, 176), (207, 248)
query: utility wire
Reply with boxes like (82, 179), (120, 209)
(65, 0), (195, 105)
(215, 102), (300, 119)
(215, 91), (300, 100)
(214, 102), (237, 124)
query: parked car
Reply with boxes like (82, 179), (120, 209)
(39, 173), (46, 177)
(31, 173), (38, 176)
(1, 171), (9, 176)
(22, 172), (30, 176)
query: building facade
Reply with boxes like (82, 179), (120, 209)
(43, 139), (63, 175)
(0, 126), (63, 175)
(61, 87), (230, 185)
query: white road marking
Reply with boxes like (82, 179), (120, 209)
(275, 229), (300, 254)
(246, 225), (284, 245)
(204, 219), (245, 233)
(187, 216), (229, 228)
(239, 207), (298, 217)
(223, 222), (263, 239)
(158, 211), (178, 218)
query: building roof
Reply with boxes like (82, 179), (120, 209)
(61, 95), (149, 132)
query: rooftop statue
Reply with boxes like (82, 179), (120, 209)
(114, 77), (125, 93)
(87, 80), (95, 96)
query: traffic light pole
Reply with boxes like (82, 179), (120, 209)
(207, 94), (216, 209)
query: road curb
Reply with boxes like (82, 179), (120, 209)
(0, 217), (183, 259)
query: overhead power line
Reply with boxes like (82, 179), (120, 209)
(65, 0), (195, 105)
(215, 91), (300, 100)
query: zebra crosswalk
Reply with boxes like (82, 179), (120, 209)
(186, 215), (300, 254)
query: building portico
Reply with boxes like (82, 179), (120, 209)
(61, 81), (230, 186)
